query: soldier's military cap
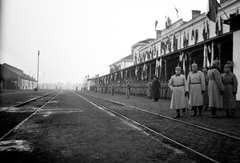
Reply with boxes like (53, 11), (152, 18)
(192, 62), (197, 68)
(175, 65), (181, 70)
(224, 61), (232, 68)
(212, 60), (220, 66)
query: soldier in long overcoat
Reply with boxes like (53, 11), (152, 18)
(202, 67), (209, 111)
(163, 79), (168, 99)
(207, 60), (224, 118)
(152, 76), (160, 101)
(147, 79), (152, 99)
(126, 80), (131, 99)
(186, 62), (205, 116)
(168, 66), (189, 118)
(167, 79), (172, 100)
(111, 84), (114, 95)
(159, 79), (163, 99)
(221, 62), (238, 117)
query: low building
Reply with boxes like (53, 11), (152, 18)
(0, 63), (37, 90)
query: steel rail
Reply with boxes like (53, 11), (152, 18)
(0, 91), (62, 141)
(11, 91), (56, 107)
(75, 92), (219, 163)
(81, 92), (240, 141)
(0, 91), (56, 113)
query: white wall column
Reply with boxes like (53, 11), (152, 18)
(233, 30), (240, 100)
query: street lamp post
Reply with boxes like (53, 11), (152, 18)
(37, 50), (40, 90)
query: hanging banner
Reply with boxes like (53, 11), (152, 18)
(143, 63), (148, 79)
(155, 60), (159, 77)
(135, 66), (139, 80)
(211, 41), (214, 65)
(114, 73), (117, 81)
(125, 70), (128, 80)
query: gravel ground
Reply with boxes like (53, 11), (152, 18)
(0, 90), (197, 163)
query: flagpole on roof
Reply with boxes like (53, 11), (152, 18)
(37, 50), (40, 91)
(217, 2), (229, 19)
(206, 0), (229, 22)
(155, 20), (158, 31)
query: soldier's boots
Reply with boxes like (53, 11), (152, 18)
(198, 106), (203, 116)
(210, 107), (218, 118)
(225, 109), (230, 117)
(231, 109), (237, 118)
(192, 106), (197, 116)
(182, 108), (187, 118)
(224, 109), (237, 118)
(174, 109), (180, 118)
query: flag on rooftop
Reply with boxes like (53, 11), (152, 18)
(172, 3), (178, 18)
(155, 20), (158, 30)
(165, 15), (172, 29)
(205, 0), (220, 22)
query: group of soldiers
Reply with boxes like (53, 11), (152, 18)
(168, 60), (238, 118)
(95, 80), (171, 99)
(147, 78), (171, 101)
(95, 60), (238, 118)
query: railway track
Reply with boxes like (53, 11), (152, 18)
(0, 91), (62, 141)
(76, 91), (240, 163)
(81, 92), (240, 140)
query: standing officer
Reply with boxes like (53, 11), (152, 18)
(126, 80), (131, 99)
(147, 79), (152, 99)
(167, 79), (172, 100)
(111, 83), (114, 95)
(163, 78), (168, 99)
(202, 67), (209, 111)
(168, 65), (189, 118)
(207, 60), (224, 118)
(152, 76), (160, 101)
(186, 62), (205, 116)
(221, 62), (238, 117)
(159, 79), (163, 99)
(95, 85), (97, 93)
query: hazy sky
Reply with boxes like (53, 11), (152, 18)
(0, 0), (209, 84)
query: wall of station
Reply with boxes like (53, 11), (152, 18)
(134, 0), (239, 65)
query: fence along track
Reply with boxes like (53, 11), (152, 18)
(80, 92), (240, 141)
(0, 91), (62, 141)
(74, 92), (219, 163)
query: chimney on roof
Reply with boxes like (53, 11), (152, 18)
(192, 10), (201, 19)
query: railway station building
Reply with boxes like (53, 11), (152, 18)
(0, 63), (37, 90)
(93, 0), (240, 104)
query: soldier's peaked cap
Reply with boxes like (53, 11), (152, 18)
(192, 61), (197, 67)
(224, 61), (232, 68)
(175, 64), (181, 70)
(212, 60), (220, 66)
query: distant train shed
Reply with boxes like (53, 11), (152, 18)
(0, 63), (37, 90)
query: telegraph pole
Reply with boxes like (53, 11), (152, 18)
(37, 50), (40, 90)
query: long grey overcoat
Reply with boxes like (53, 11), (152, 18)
(221, 72), (238, 109)
(207, 67), (224, 108)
